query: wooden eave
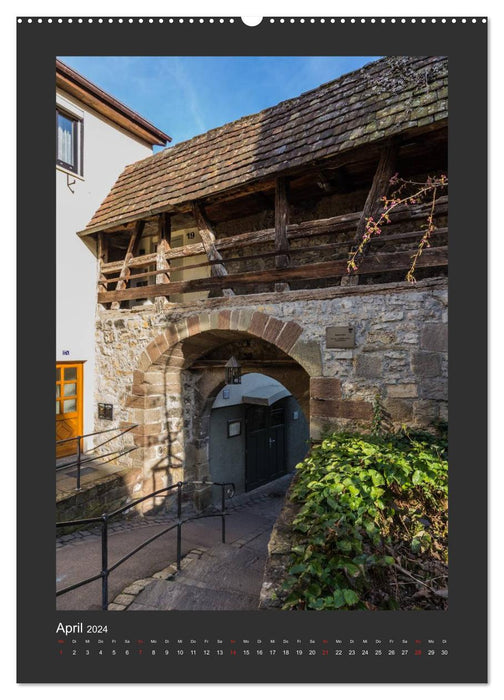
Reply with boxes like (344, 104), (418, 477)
(78, 118), (448, 240)
(56, 61), (170, 147)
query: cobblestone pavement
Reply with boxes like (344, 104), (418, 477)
(56, 474), (292, 610)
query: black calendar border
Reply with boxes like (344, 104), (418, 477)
(17, 16), (488, 684)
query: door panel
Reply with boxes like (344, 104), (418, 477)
(245, 403), (286, 490)
(56, 362), (83, 458)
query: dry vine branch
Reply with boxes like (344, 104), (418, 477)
(347, 173), (448, 282)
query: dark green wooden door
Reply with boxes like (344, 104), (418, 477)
(245, 404), (286, 491)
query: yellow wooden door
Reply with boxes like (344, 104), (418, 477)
(56, 362), (83, 458)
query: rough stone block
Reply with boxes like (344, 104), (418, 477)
(249, 311), (269, 337)
(229, 309), (241, 330)
(420, 379), (448, 401)
(123, 583), (146, 595)
(412, 351), (441, 378)
(218, 310), (231, 329)
(337, 400), (372, 420)
(209, 311), (221, 330)
(133, 370), (144, 385)
(174, 319), (189, 340)
(310, 398), (372, 420)
(164, 373), (182, 393)
(290, 338), (323, 376)
(355, 353), (383, 378)
(276, 321), (303, 353)
(330, 349), (354, 360)
(413, 400), (439, 424)
(262, 317), (285, 344)
(186, 315), (200, 336)
(196, 312), (211, 333)
(384, 398), (413, 421)
(153, 333), (170, 357)
(386, 383), (418, 398)
(113, 594), (136, 607)
(421, 323), (448, 352)
(145, 340), (161, 364)
(137, 350), (153, 372)
(143, 370), (165, 385)
(310, 377), (342, 400)
(237, 309), (254, 332)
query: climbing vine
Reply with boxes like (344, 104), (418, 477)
(347, 173), (448, 283)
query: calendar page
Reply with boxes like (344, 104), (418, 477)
(17, 14), (487, 684)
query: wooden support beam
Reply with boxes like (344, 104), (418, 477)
(274, 177), (290, 291)
(156, 213), (171, 295)
(316, 169), (333, 193)
(155, 212), (171, 305)
(103, 227), (448, 285)
(98, 246), (447, 304)
(344, 139), (400, 286)
(353, 139), (400, 244)
(110, 220), (145, 309)
(97, 233), (108, 296)
(99, 197), (448, 275)
(192, 201), (234, 296)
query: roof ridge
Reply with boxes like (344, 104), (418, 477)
(122, 56), (441, 174)
(84, 55), (448, 234)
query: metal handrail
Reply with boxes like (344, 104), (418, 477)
(56, 424), (138, 490)
(56, 480), (235, 610)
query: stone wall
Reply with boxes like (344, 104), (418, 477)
(56, 466), (143, 529)
(93, 278), (447, 498)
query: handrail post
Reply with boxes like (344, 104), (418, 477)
(101, 513), (109, 611)
(221, 484), (226, 544)
(176, 482), (182, 571)
(76, 436), (82, 491)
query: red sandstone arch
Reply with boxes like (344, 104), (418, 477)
(125, 310), (328, 496)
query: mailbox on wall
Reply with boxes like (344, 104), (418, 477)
(98, 403), (113, 421)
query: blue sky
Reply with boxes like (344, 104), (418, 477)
(59, 56), (381, 150)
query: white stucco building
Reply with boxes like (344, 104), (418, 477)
(56, 60), (170, 456)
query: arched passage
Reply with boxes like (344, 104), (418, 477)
(208, 372), (310, 499)
(126, 310), (322, 499)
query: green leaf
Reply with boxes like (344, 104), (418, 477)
(333, 589), (346, 608)
(343, 589), (360, 606)
(288, 564), (306, 575)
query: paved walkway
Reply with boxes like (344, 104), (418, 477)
(56, 474), (292, 611)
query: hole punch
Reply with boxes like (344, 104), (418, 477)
(241, 16), (263, 27)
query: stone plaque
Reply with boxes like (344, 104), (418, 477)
(326, 326), (355, 349)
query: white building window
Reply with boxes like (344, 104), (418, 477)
(56, 108), (83, 175)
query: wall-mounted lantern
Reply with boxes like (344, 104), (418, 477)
(225, 356), (242, 385)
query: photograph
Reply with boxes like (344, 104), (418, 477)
(54, 54), (449, 615)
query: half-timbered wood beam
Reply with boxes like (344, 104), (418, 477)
(343, 139), (400, 286)
(192, 201), (234, 296)
(316, 169), (333, 193)
(99, 196), (448, 277)
(353, 139), (400, 245)
(97, 232), (108, 297)
(103, 227), (448, 286)
(99, 246), (447, 304)
(274, 177), (290, 291)
(110, 220), (145, 309)
(155, 213), (171, 305)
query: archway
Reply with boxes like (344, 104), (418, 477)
(126, 310), (322, 499)
(208, 372), (309, 500)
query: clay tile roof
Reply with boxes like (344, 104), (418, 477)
(83, 56), (447, 235)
